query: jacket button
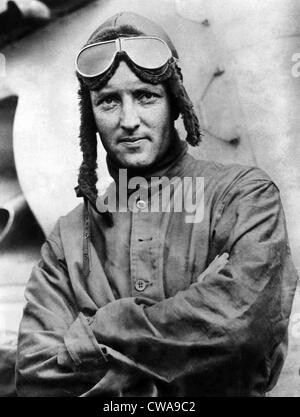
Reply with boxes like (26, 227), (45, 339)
(135, 279), (147, 292)
(136, 199), (147, 210)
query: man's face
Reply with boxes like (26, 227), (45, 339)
(90, 61), (174, 169)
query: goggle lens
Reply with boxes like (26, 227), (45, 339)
(76, 41), (116, 78)
(121, 37), (171, 69)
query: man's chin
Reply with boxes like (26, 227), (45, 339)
(119, 157), (154, 170)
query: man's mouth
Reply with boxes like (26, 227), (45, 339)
(118, 136), (148, 143)
(118, 137), (149, 147)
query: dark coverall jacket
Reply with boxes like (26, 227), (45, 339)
(16, 140), (298, 397)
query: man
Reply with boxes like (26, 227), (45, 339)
(16, 11), (298, 397)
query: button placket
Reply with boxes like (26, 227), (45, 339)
(130, 210), (165, 301)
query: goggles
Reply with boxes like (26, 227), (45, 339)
(76, 36), (174, 78)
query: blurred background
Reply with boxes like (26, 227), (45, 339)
(0, 0), (299, 396)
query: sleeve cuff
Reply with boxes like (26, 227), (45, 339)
(62, 313), (109, 369)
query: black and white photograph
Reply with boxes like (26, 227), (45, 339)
(0, 0), (299, 398)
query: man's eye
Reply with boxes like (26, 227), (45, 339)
(98, 96), (118, 108)
(138, 92), (157, 103)
(103, 97), (115, 104)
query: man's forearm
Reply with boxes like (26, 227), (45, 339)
(60, 254), (230, 378)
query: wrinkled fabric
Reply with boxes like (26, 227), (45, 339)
(16, 145), (298, 397)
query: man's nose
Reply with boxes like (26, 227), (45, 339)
(120, 97), (140, 131)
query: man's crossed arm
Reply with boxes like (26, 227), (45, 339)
(16, 179), (298, 396)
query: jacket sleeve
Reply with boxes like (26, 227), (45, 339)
(15, 225), (109, 397)
(60, 176), (298, 395)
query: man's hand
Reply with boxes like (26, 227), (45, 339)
(197, 253), (229, 283)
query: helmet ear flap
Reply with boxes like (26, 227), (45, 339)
(77, 81), (98, 206)
(166, 65), (202, 147)
(166, 87), (180, 121)
(172, 108), (180, 121)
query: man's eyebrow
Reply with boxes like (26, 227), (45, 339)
(95, 84), (164, 96)
(133, 85), (165, 95)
